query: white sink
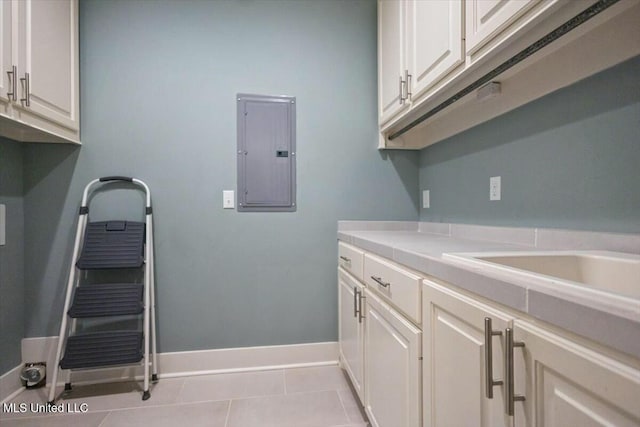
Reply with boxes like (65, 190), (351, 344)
(444, 251), (640, 299)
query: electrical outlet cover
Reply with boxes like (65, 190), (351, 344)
(490, 176), (501, 201)
(422, 190), (430, 209)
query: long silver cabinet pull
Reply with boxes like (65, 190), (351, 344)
(6, 65), (17, 101)
(370, 276), (391, 289)
(398, 75), (405, 105)
(340, 255), (351, 263)
(20, 72), (30, 107)
(358, 293), (365, 324)
(353, 287), (359, 318)
(484, 317), (503, 399)
(404, 69), (412, 101)
(505, 328), (525, 416)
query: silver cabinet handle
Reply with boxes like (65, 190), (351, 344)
(370, 276), (391, 289)
(340, 255), (351, 263)
(353, 287), (359, 318)
(399, 75), (405, 105)
(484, 317), (503, 399)
(404, 69), (412, 101)
(20, 72), (30, 107)
(505, 328), (525, 416)
(358, 292), (365, 324)
(6, 65), (17, 101)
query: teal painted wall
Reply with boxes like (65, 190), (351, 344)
(419, 56), (640, 233)
(0, 138), (24, 374)
(22, 0), (419, 354)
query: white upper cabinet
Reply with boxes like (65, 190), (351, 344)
(16, 0), (78, 130)
(378, 0), (408, 125)
(0, 0), (14, 114)
(465, 0), (538, 56)
(378, 0), (640, 149)
(0, 0), (79, 144)
(406, 0), (463, 102)
(378, 0), (464, 126)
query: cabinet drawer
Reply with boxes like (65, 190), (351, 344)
(338, 242), (364, 281)
(364, 253), (421, 325)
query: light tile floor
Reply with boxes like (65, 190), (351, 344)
(0, 365), (369, 427)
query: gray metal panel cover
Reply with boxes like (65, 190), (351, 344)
(237, 94), (296, 212)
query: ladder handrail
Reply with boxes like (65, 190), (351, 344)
(81, 177), (152, 209)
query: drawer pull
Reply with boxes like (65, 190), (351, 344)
(339, 255), (351, 263)
(371, 276), (391, 289)
(353, 287), (359, 318)
(484, 317), (503, 399)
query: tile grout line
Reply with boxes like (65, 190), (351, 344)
(175, 377), (187, 404)
(97, 410), (111, 427)
(335, 388), (352, 424)
(282, 369), (287, 395)
(224, 399), (232, 427)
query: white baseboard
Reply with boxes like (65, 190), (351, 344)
(20, 337), (338, 387)
(0, 364), (23, 404)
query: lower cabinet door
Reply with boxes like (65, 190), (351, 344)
(338, 268), (365, 402)
(423, 279), (514, 427)
(513, 320), (640, 427)
(364, 289), (421, 427)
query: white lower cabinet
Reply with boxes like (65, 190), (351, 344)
(423, 279), (514, 427)
(513, 320), (640, 426)
(338, 268), (365, 402)
(341, 243), (640, 426)
(364, 289), (421, 427)
(423, 278), (640, 427)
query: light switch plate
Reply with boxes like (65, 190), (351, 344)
(223, 191), (235, 209)
(0, 204), (5, 246)
(422, 190), (430, 209)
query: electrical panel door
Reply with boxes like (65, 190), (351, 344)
(237, 93), (296, 212)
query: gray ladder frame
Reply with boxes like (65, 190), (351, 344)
(47, 177), (158, 404)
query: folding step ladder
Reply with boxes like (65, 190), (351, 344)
(47, 177), (157, 404)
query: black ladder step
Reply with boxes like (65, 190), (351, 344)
(76, 221), (145, 270)
(60, 331), (143, 370)
(68, 283), (144, 318)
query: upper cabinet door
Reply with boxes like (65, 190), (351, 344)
(16, 0), (78, 131)
(407, 0), (463, 102)
(0, 0), (15, 112)
(378, 0), (408, 125)
(465, 0), (538, 55)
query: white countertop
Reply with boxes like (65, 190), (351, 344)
(338, 221), (640, 360)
